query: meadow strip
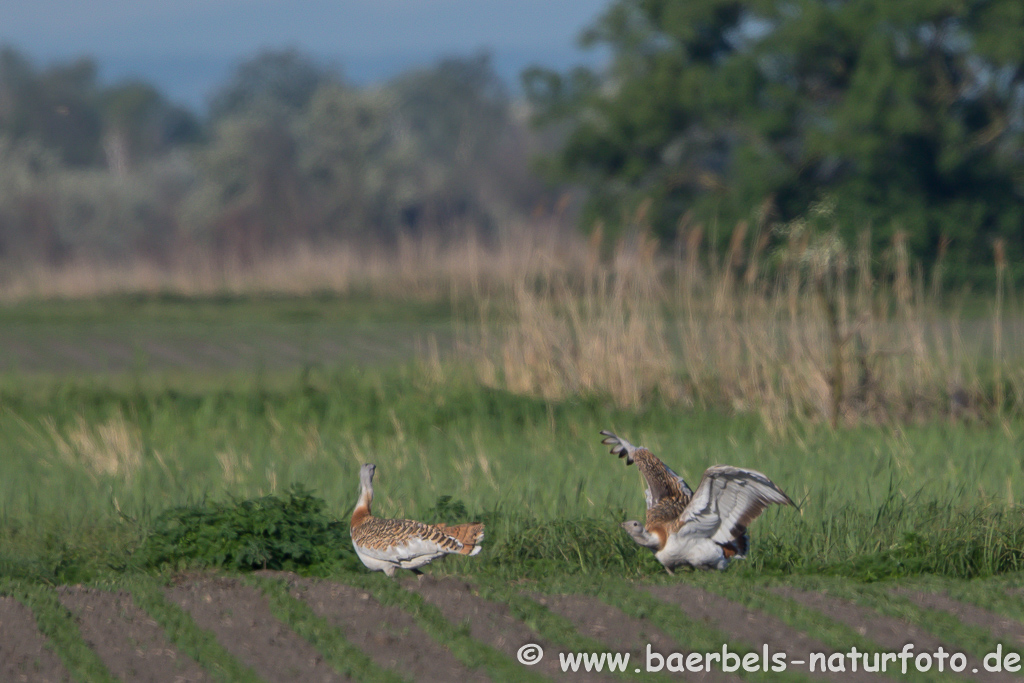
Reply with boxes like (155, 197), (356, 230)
(336, 573), (548, 683)
(1, 579), (118, 683)
(125, 577), (263, 683)
(247, 575), (408, 683)
(4, 364), (1024, 584)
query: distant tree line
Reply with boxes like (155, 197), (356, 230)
(525, 0), (1024, 284)
(3, 0), (1023, 286)
(0, 47), (550, 265)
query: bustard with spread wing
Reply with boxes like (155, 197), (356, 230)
(601, 430), (793, 572)
(350, 463), (484, 577)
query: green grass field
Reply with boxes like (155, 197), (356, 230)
(1, 296), (1022, 586)
(2, 294), (1024, 682)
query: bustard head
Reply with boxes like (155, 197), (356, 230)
(621, 520), (660, 549)
(359, 463), (376, 489)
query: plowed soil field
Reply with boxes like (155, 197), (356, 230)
(4, 573), (1022, 682)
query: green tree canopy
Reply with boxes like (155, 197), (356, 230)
(0, 46), (201, 172)
(0, 48), (103, 166)
(186, 54), (543, 253)
(525, 0), (1024, 283)
(209, 49), (339, 121)
(387, 53), (537, 232)
(99, 81), (201, 173)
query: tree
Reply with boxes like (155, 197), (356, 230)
(99, 81), (201, 174)
(209, 49), (338, 121)
(297, 84), (402, 240)
(526, 0), (1024, 283)
(387, 53), (541, 234)
(0, 46), (104, 166)
(186, 114), (306, 260)
(0, 46), (199, 173)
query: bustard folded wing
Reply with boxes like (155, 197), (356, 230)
(677, 465), (793, 543)
(352, 518), (481, 564)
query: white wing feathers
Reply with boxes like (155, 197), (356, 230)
(678, 465), (792, 543)
(600, 430), (638, 460)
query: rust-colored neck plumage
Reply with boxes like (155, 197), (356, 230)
(351, 473), (374, 528)
(649, 524), (668, 551)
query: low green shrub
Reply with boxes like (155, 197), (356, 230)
(139, 485), (359, 572)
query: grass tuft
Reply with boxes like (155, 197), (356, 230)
(484, 514), (655, 578)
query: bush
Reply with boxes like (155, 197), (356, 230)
(140, 485), (358, 572)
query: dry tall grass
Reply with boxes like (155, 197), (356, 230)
(464, 223), (1023, 430)
(42, 413), (143, 483)
(2, 220), (1020, 428)
(472, 230), (684, 407)
(0, 225), (573, 302)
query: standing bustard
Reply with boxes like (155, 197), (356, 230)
(350, 463), (484, 577)
(601, 430), (793, 572)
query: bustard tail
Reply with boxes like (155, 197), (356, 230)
(436, 522), (484, 555)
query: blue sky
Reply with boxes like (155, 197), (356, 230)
(0, 0), (610, 109)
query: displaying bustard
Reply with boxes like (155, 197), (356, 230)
(601, 430), (793, 572)
(350, 463), (484, 577)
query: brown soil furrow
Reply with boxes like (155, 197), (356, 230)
(142, 342), (197, 369)
(534, 592), (741, 683)
(899, 590), (1024, 646)
(647, 583), (874, 683)
(410, 577), (617, 682)
(165, 577), (348, 683)
(0, 339), (43, 366)
(260, 338), (302, 362)
(0, 595), (70, 683)
(190, 342), (246, 368)
(777, 586), (1018, 683)
(288, 577), (489, 683)
(88, 339), (134, 369)
(58, 586), (210, 683)
(47, 340), (106, 372)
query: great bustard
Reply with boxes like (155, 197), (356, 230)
(601, 430), (793, 572)
(350, 463), (484, 577)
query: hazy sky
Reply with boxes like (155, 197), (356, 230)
(0, 0), (610, 109)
